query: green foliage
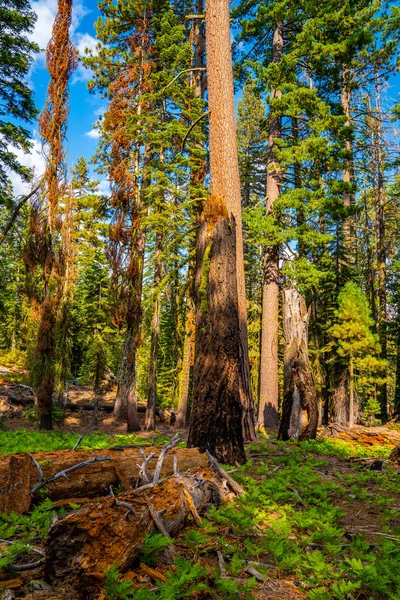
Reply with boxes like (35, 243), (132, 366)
(0, 0), (39, 203)
(139, 533), (173, 566)
(330, 282), (388, 411)
(22, 404), (65, 425)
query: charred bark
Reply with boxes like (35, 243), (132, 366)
(278, 288), (318, 441)
(205, 0), (255, 441)
(187, 202), (246, 465)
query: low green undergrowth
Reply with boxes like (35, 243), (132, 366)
(0, 430), (170, 454)
(103, 433), (400, 600)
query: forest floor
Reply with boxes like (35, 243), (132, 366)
(0, 363), (399, 599)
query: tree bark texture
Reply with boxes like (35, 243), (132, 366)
(187, 204), (246, 465)
(278, 288), (318, 440)
(258, 22), (283, 430)
(341, 66), (355, 271)
(175, 303), (195, 429)
(205, 0), (255, 441)
(0, 448), (208, 513)
(145, 231), (163, 431)
(114, 149), (151, 432)
(45, 469), (222, 598)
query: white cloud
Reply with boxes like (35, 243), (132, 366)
(8, 136), (46, 197)
(75, 32), (98, 56)
(30, 0), (90, 54)
(98, 178), (111, 197)
(85, 128), (100, 139)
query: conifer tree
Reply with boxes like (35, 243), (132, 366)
(330, 282), (387, 427)
(0, 0), (38, 205)
(187, 0), (246, 464)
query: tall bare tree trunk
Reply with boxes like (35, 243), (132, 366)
(175, 303), (194, 429)
(341, 66), (354, 270)
(373, 77), (387, 422)
(145, 230), (163, 431)
(278, 288), (318, 440)
(187, 0), (246, 464)
(174, 0), (205, 430)
(114, 150), (151, 432)
(258, 22), (283, 430)
(202, 0), (255, 441)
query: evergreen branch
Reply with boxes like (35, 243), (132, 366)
(181, 111), (210, 152)
(0, 180), (43, 247)
(161, 68), (206, 93)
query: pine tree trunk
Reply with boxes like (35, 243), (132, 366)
(204, 0), (255, 441)
(278, 288), (318, 440)
(115, 328), (141, 432)
(187, 210), (245, 464)
(145, 231), (163, 431)
(374, 79), (387, 422)
(348, 355), (354, 428)
(175, 303), (194, 429)
(114, 149), (151, 432)
(341, 66), (354, 269)
(258, 22), (283, 430)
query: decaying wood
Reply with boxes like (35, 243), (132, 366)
(0, 447), (209, 512)
(278, 288), (318, 440)
(0, 455), (32, 514)
(390, 444), (400, 471)
(45, 468), (224, 597)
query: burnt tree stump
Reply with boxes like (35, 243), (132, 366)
(278, 288), (318, 440)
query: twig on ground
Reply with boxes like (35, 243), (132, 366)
(7, 558), (45, 572)
(290, 487), (307, 507)
(115, 499), (136, 518)
(30, 456), (112, 495)
(72, 435), (84, 451)
(206, 451), (244, 495)
(217, 551), (227, 577)
(243, 564), (264, 582)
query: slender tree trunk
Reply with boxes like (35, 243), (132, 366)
(394, 311), (400, 417)
(175, 302), (194, 429)
(258, 22), (283, 430)
(278, 288), (318, 440)
(374, 78), (387, 422)
(114, 149), (151, 432)
(341, 66), (355, 271)
(348, 355), (354, 428)
(145, 231), (163, 431)
(187, 0), (246, 463)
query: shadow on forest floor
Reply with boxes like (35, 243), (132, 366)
(0, 363), (399, 599)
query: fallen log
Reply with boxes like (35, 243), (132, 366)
(0, 447), (208, 513)
(45, 468), (224, 597)
(390, 444), (400, 471)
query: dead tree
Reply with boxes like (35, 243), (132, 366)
(278, 288), (318, 440)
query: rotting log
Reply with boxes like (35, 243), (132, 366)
(0, 448), (208, 512)
(278, 288), (318, 441)
(45, 468), (224, 598)
(390, 444), (400, 471)
(0, 455), (32, 514)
